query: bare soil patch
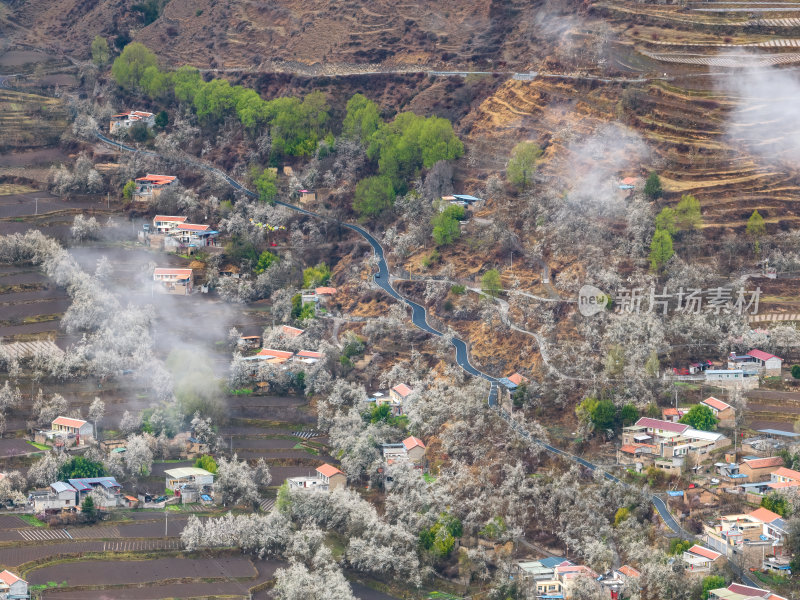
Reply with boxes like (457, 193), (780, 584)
(29, 556), (257, 586)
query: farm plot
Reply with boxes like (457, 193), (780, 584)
(0, 438), (38, 458)
(40, 558), (283, 600)
(28, 556), (258, 587)
(0, 541), (105, 568)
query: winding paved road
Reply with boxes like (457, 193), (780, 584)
(95, 132), (759, 586)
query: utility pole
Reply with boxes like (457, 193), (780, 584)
(164, 505), (168, 536)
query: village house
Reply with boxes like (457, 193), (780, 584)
(153, 268), (193, 295)
(661, 407), (690, 423)
(739, 456), (784, 482)
(51, 416), (93, 444)
(515, 557), (557, 585)
(109, 110), (155, 134)
(390, 383), (414, 404)
(249, 348), (294, 364)
(287, 464), (346, 492)
(769, 466), (800, 490)
(515, 556), (566, 597)
(747, 350), (784, 376)
(0, 570), (28, 600)
(170, 223), (218, 247)
(555, 561), (599, 599)
(701, 397), (735, 426)
(597, 564), (640, 599)
(617, 443), (657, 469)
(28, 482), (77, 512)
(185, 436), (210, 459)
(152, 215), (187, 234)
(728, 350), (783, 376)
(295, 350), (323, 364)
(315, 287), (337, 304)
(682, 544), (723, 573)
(708, 583), (787, 600)
(134, 174), (177, 203)
(623, 418), (730, 465)
(382, 436), (426, 465)
(298, 189), (316, 204)
(281, 325), (304, 338)
(165, 467), (214, 491)
(68, 477), (122, 509)
(239, 335), (261, 350)
(99, 439), (126, 454)
(704, 507), (788, 569)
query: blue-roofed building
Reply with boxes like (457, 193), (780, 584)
(68, 477), (122, 509)
(539, 556), (567, 569)
(28, 482), (77, 512)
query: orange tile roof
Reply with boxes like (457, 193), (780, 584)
(0, 570), (22, 586)
(315, 287), (337, 295)
(297, 350), (323, 359)
(392, 383), (413, 398)
(617, 565), (640, 578)
(176, 223), (210, 232)
(702, 396), (731, 411)
(687, 545), (721, 561)
(316, 463), (344, 478)
(135, 174), (176, 185)
(748, 507), (782, 523)
(507, 373), (528, 386)
(153, 215), (187, 223)
(620, 445), (638, 454)
(52, 416), (88, 428)
(124, 495), (138, 502)
(773, 466), (800, 481)
(621, 176), (638, 185)
(281, 325), (304, 338)
(153, 268), (192, 277)
(743, 456), (783, 469)
(768, 481), (800, 490)
(257, 348), (294, 359)
(403, 436), (425, 451)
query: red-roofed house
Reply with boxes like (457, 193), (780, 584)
(507, 373), (529, 386)
(153, 268), (193, 295)
(299, 189), (316, 205)
(701, 397), (735, 425)
(771, 466), (800, 485)
(402, 436), (426, 463)
(296, 350), (323, 363)
(109, 110), (155, 134)
(315, 287), (337, 297)
(287, 463), (346, 492)
(617, 565), (640, 579)
(0, 569), (28, 599)
(634, 417), (690, 436)
(662, 407), (690, 422)
(390, 383), (414, 403)
(256, 348), (294, 361)
(748, 349), (783, 375)
(683, 545), (722, 572)
(152, 215), (188, 233)
(134, 174), (178, 202)
(739, 456), (784, 482)
(281, 325), (304, 338)
(51, 416), (93, 443)
(749, 507), (782, 525)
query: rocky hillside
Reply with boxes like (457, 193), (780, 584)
(3, 0), (570, 70)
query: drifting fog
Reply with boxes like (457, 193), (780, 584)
(714, 58), (800, 167)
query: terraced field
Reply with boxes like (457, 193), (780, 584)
(0, 90), (68, 153)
